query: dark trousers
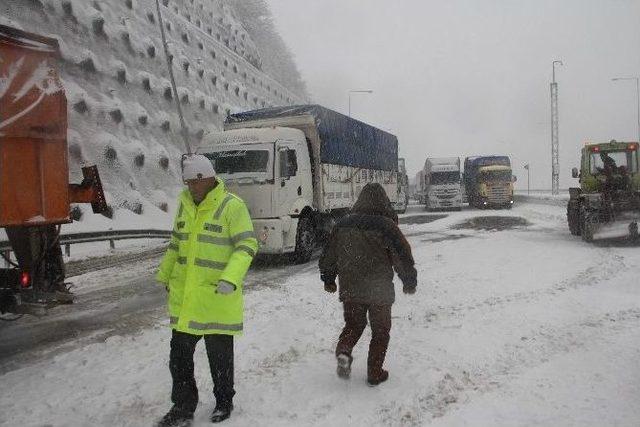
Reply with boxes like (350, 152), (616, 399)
(335, 302), (392, 377)
(169, 330), (235, 413)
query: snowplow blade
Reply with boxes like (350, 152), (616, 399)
(589, 213), (640, 241)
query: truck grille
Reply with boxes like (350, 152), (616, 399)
(434, 188), (459, 198)
(487, 186), (510, 203)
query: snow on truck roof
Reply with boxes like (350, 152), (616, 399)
(429, 164), (460, 172)
(198, 127), (305, 149)
(425, 157), (459, 164)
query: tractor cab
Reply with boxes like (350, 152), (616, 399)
(567, 140), (640, 242)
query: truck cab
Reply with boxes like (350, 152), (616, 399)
(464, 156), (514, 209)
(424, 157), (462, 210)
(198, 127), (313, 256)
(475, 165), (514, 208)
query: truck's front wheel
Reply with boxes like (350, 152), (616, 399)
(291, 216), (316, 264)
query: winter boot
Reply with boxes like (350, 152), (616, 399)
(367, 369), (389, 386)
(336, 353), (353, 379)
(156, 406), (193, 427)
(210, 403), (233, 423)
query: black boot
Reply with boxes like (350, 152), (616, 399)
(210, 403), (233, 423)
(367, 369), (389, 386)
(157, 406), (193, 427)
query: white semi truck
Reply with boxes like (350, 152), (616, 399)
(423, 157), (463, 210)
(198, 105), (399, 263)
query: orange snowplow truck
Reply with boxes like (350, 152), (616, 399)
(0, 25), (106, 315)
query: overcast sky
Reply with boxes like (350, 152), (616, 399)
(267, 0), (640, 189)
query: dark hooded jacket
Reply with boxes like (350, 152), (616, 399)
(319, 183), (417, 305)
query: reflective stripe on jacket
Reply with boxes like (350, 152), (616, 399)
(156, 180), (258, 335)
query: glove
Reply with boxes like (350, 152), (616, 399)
(403, 284), (416, 295)
(324, 282), (337, 293)
(216, 280), (236, 295)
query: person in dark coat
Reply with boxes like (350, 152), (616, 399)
(319, 183), (417, 386)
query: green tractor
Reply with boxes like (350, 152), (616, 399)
(567, 140), (640, 242)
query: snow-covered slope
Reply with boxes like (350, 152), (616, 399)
(0, 0), (306, 228)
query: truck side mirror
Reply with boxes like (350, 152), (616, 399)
(278, 149), (298, 178)
(572, 167), (579, 178)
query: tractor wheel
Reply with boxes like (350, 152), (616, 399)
(291, 216), (316, 264)
(629, 222), (639, 241)
(580, 207), (595, 243)
(567, 201), (581, 236)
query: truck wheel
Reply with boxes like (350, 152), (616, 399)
(291, 216), (315, 264)
(567, 201), (581, 236)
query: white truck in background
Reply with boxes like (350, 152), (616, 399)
(392, 158), (408, 214)
(198, 105), (399, 263)
(423, 157), (463, 210)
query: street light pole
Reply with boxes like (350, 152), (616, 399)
(551, 60), (563, 195)
(348, 90), (373, 117)
(612, 76), (640, 143)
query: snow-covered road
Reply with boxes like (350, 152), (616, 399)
(1, 201), (639, 426)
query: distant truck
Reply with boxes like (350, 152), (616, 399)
(463, 156), (515, 208)
(423, 157), (463, 210)
(414, 170), (426, 204)
(198, 105), (399, 263)
(392, 158), (408, 213)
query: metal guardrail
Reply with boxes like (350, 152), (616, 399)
(0, 229), (171, 258)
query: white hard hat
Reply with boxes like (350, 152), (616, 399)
(181, 154), (216, 181)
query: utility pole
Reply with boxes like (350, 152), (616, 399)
(524, 164), (530, 195)
(551, 60), (563, 195)
(155, 0), (191, 154)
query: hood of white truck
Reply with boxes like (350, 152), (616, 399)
(223, 178), (275, 218)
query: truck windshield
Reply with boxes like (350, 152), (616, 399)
(590, 150), (638, 175)
(479, 170), (512, 182)
(430, 171), (460, 185)
(205, 150), (270, 174)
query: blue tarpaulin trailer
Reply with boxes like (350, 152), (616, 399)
(226, 105), (398, 171)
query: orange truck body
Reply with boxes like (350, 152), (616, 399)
(0, 25), (70, 227)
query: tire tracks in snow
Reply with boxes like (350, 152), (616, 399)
(375, 247), (635, 424)
(419, 250), (628, 328)
(377, 307), (640, 425)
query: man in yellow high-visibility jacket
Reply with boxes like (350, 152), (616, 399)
(156, 154), (258, 426)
